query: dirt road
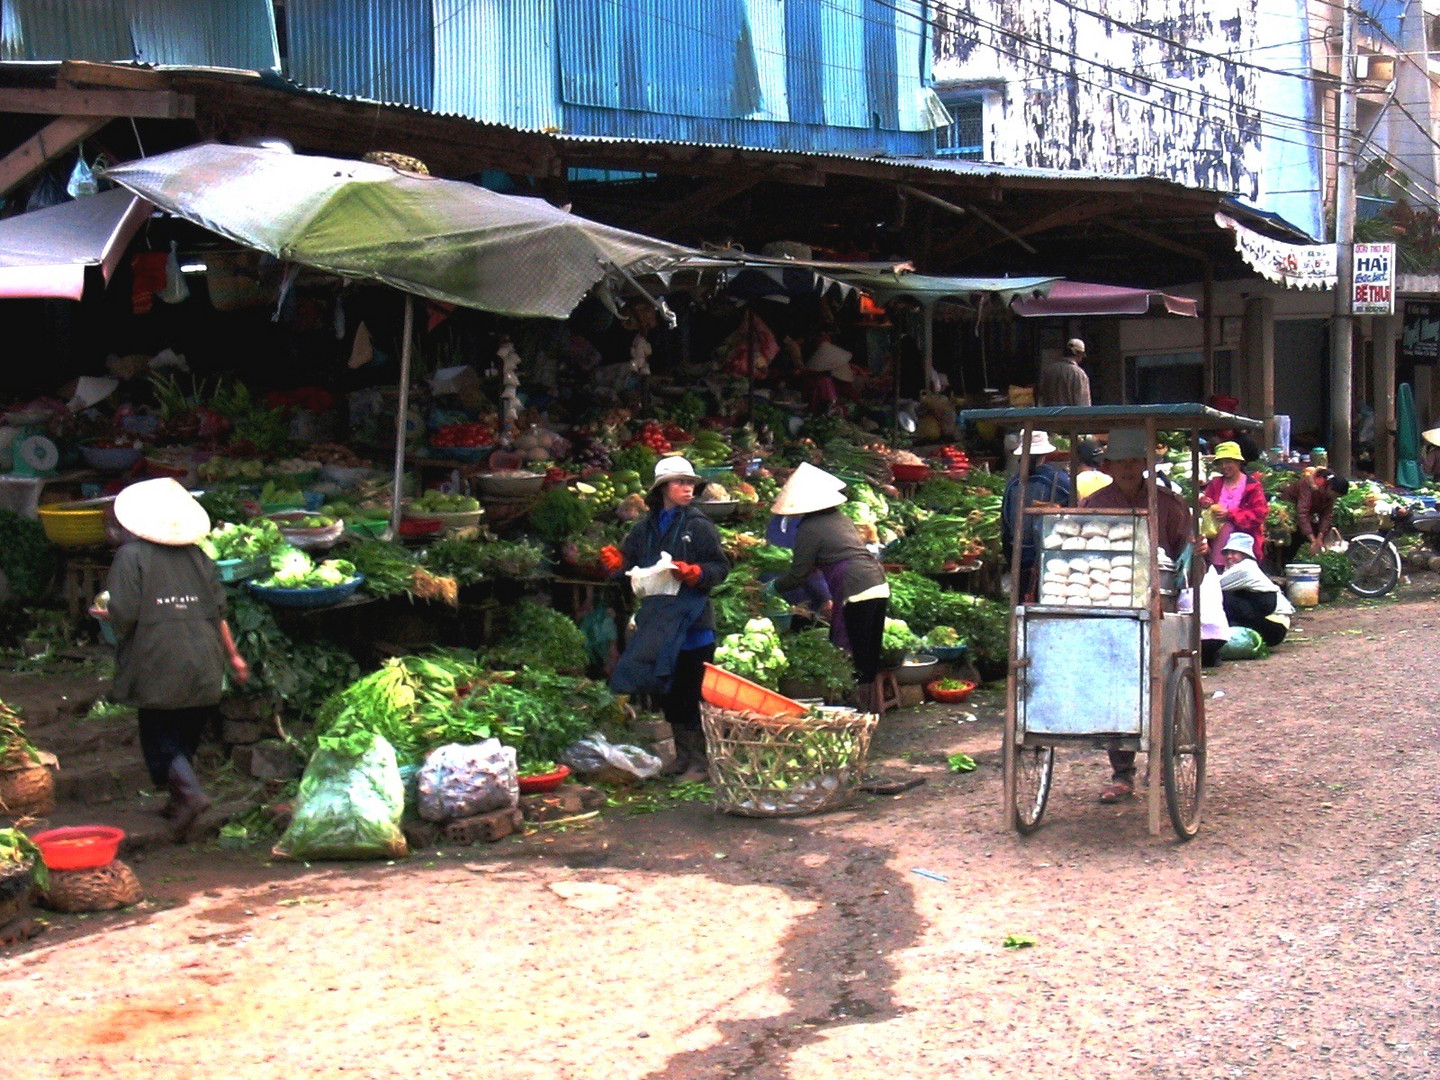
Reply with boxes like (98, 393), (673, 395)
(3, 587), (1437, 1079)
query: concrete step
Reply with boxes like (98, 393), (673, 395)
(52, 757), (154, 806)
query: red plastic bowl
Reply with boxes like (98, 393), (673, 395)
(925, 680), (976, 704)
(31, 826), (125, 871)
(891, 463), (932, 483)
(397, 517), (444, 538)
(518, 764), (571, 794)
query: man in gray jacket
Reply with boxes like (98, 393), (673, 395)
(1037, 338), (1092, 407)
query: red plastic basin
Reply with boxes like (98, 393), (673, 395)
(31, 826), (125, 871)
(518, 764), (571, 794)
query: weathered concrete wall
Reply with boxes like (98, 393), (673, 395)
(933, 1), (1264, 197)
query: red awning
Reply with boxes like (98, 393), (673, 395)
(0, 189), (151, 300)
(1011, 280), (1197, 318)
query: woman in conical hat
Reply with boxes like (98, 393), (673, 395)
(104, 479), (251, 841)
(769, 463), (890, 691)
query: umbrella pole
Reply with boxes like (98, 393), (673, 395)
(390, 294), (415, 536)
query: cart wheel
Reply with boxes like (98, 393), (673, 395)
(1013, 744), (1055, 834)
(1162, 659), (1206, 840)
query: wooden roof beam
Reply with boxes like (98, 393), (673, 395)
(1099, 216), (1211, 263)
(0, 87), (194, 120)
(639, 177), (760, 236)
(0, 115), (108, 199)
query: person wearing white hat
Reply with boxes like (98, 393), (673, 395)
(1216, 531), (1292, 647)
(1421, 427), (1440, 480)
(1002, 432), (1072, 594)
(805, 341), (858, 415)
(1036, 338), (1091, 407)
(104, 479), (250, 840)
(1081, 429), (1193, 804)
(769, 463), (890, 688)
(605, 457), (731, 781)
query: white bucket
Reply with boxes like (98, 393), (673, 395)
(1284, 563), (1321, 608)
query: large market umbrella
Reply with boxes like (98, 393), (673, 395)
(1396, 382), (1422, 488)
(0, 188), (151, 300)
(104, 143), (698, 529)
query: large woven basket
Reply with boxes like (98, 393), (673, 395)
(40, 860), (142, 913)
(0, 761), (55, 816)
(701, 703), (878, 817)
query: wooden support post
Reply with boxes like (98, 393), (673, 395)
(1374, 313), (1399, 482)
(1144, 418), (1163, 837)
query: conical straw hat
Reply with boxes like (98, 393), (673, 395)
(771, 462), (847, 515)
(113, 478), (211, 546)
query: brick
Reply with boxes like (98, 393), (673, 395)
(221, 719), (267, 746)
(219, 696), (277, 723)
(403, 819), (441, 851)
(441, 807), (522, 845)
(649, 738), (677, 771)
(519, 790), (585, 822)
(629, 718), (673, 742)
(897, 684), (925, 709)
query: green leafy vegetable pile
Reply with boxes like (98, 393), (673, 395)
(346, 540), (417, 598)
(482, 600), (589, 675)
(254, 549), (357, 589)
(199, 519), (287, 563)
(780, 629), (855, 699)
(714, 617), (788, 689)
(0, 827), (47, 891)
(227, 593), (360, 722)
(528, 487), (595, 541)
(0, 509), (55, 604)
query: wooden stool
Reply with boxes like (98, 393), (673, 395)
(852, 673), (898, 714)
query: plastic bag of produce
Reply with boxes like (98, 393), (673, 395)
(627, 552), (681, 598)
(416, 740), (518, 823)
(1218, 626), (1265, 660)
(561, 733), (663, 781)
(273, 734), (408, 861)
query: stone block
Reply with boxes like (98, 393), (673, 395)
(441, 807), (522, 845)
(572, 784), (607, 812)
(520, 790), (585, 822)
(220, 696), (277, 723)
(630, 718), (673, 742)
(897, 684), (926, 709)
(222, 719), (267, 746)
(232, 739), (301, 781)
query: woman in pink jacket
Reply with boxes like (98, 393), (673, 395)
(1199, 441), (1269, 567)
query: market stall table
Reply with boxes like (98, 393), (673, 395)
(958, 403), (1262, 839)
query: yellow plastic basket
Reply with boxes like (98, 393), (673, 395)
(37, 505), (107, 547)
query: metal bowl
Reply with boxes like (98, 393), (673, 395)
(696, 499), (740, 520)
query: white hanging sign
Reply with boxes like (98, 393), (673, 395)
(1352, 243), (1396, 315)
(1215, 212), (1336, 290)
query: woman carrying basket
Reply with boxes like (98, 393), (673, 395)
(602, 456), (731, 781)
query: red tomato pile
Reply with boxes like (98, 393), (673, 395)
(431, 422), (495, 448)
(934, 445), (971, 476)
(630, 421), (672, 454)
(661, 422), (691, 443)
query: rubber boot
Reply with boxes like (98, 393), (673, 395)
(167, 756), (211, 843)
(675, 728), (710, 784)
(664, 727), (693, 777)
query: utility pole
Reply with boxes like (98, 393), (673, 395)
(1331, 2), (1358, 478)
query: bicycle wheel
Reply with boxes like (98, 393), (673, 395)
(1162, 660), (1205, 840)
(1345, 535), (1400, 597)
(1013, 743), (1055, 834)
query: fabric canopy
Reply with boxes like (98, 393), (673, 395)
(0, 189), (151, 300)
(824, 270), (1060, 308)
(103, 143), (697, 319)
(1011, 280), (1198, 318)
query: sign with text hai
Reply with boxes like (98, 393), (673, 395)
(1352, 243), (1396, 315)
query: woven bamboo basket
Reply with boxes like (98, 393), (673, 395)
(0, 761), (54, 816)
(700, 703), (878, 817)
(40, 860), (142, 913)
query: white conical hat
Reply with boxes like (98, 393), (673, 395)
(113, 477), (211, 546)
(807, 341), (853, 374)
(770, 462), (847, 515)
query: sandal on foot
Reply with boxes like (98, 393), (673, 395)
(1098, 779), (1134, 804)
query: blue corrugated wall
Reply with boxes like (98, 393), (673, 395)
(0, 0), (278, 69)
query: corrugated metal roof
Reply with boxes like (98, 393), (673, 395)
(560, 106), (929, 155)
(0, 0), (277, 68)
(285, 0), (432, 110)
(431, 0), (559, 132)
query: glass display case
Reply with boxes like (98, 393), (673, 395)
(1034, 511), (1150, 609)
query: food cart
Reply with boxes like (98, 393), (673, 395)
(958, 404), (1263, 839)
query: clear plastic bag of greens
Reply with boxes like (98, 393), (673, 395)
(273, 733), (409, 861)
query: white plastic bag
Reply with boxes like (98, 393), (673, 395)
(1199, 566), (1230, 641)
(416, 739), (519, 823)
(561, 733), (663, 780)
(627, 551), (681, 598)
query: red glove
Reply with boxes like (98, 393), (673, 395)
(671, 560), (703, 587)
(599, 545), (625, 572)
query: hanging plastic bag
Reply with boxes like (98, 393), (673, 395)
(416, 740), (518, 823)
(273, 734), (409, 860)
(160, 241), (191, 304)
(66, 153), (98, 199)
(561, 733), (663, 780)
